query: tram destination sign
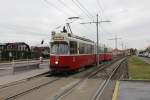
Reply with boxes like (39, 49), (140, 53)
(53, 36), (64, 41)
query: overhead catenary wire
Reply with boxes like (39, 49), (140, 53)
(108, 34), (122, 50)
(97, 0), (111, 22)
(0, 28), (49, 47)
(43, 0), (110, 46)
(80, 25), (96, 40)
(0, 22), (51, 46)
(74, 0), (94, 19)
(43, 0), (71, 17)
(96, 0), (104, 15)
(71, 0), (93, 20)
(44, 0), (85, 32)
(43, 0), (101, 34)
(57, 0), (82, 17)
(80, 22), (96, 33)
(0, 23), (49, 37)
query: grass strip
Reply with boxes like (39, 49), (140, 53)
(128, 56), (150, 79)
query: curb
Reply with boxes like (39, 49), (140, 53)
(112, 81), (120, 100)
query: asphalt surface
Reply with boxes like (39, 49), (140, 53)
(0, 58), (126, 100)
(138, 56), (150, 64)
(15, 77), (80, 100)
(55, 79), (104, 100)
(0, 60), (49, 76)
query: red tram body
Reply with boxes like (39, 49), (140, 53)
(50, 31), (112, 72)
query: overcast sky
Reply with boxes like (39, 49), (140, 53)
(0, 0), (150, 49)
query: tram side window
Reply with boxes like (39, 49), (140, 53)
(84, 44), (87, 54)
(87, 44), (91, 54)
(70, 41), (77, 54)
(87, 44), (90, 54)
(91, 45), (94, 54)
(79, 43), (94, 54)
(84, 44), (90, 54)
(79, 43), (84, 54)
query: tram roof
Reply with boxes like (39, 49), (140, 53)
(71, 35), (94, 43)
(51, 32), (95, 43)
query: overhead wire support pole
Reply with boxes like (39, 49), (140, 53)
(108, 35), (121, 50)
(96, 14), (99, 67)
(80, 14), (111, 67)
(121, 42), (124, 50)
(108, 35), (121, 56)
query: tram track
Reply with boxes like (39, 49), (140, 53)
(0, 57), (126, 100)
(4, 78), (60, 100)
(51, 57), (126, 100)
(0, 73), (62, 100)
(91, 58), (127, 100)
(0, 72), (50, 90)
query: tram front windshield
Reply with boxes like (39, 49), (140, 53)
(51, 42), (69, 54)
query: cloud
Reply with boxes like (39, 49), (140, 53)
(0, 0), (149, 49)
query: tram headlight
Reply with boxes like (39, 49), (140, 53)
(55, 61), (58, 64)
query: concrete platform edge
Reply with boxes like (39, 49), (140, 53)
(112, 81), (120, 100)
(120, 79), (150, 82)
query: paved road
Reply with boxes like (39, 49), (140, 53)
(0, 60), (49, 76)
(0, 60), (48, 68)
(138, 56), (150, 64)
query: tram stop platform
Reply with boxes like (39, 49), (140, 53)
(112, 80), (150, 100)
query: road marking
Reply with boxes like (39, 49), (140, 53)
(112, 81), (120, 100)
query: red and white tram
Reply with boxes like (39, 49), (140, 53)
(49, 30), (112, 72)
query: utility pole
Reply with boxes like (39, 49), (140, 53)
(96, 14), (99, 67)
(121, 42), (124, 50)
(108, 34), (121, 56)
(109, 34), (121, 50)
(121, 42), (124, 56)
(81, 14), (111, 66)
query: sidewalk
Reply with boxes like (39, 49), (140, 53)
(112, 80), (150, 100)
(0, 63), (50, 86)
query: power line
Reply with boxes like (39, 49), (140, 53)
(74, 0), (94, 19)
(108, 34), (121, 50)
(71, 0), (93, 20)
(81, 14), (111, 66)
(121, 42), (124, 50)
(57, 0), (81, 16)
(96, 0), (104, 15)
(43, 0), (70, 17)
(0, 23), (49, 37)
(80, 25), (96, 40)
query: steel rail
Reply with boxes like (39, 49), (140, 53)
(52, 64), (105, 100)
(52, 57), (124, 100)
(91, 58), (126, 100)
(4, 78), (60, 100)
(0, 72), (50, 90)
(4, 57), (124, 100)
